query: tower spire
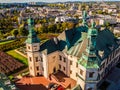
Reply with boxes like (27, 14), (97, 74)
(87, 20), (97, 38)
(78, 20), (99, 68)
(82, 11), (88, 27)
(77, 21), (99, 90)
(26, 18), (40, 44)
(83, 10), (87, 19)
(26, 18), (41, 76)
(91, 20), (96, 29)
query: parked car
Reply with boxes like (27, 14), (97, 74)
(47, 83), (64, 90)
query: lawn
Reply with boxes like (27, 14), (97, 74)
(39, 33), (59, 40)
(6, 50), (28, 66)
(0, 40), (15, 45)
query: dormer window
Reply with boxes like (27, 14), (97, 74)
(98, 50), (104, 58)
(89, 72), (94, 78)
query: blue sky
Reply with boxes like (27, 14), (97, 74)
(0, 0), (119, 3)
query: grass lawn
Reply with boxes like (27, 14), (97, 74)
(0, 40), (15, 45)
(6, 50), (28, 66)
(39, 33), (59, 40)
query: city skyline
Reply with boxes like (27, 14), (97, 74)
(0, 0), (120, 3)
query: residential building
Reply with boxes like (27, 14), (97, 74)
(0, 73), (17, 90)
(114, 27), (120, 34)
(96, 14), (117, 25)
(55, 16), (77, 23)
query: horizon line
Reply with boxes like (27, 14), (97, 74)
(0, 0), (120, 3)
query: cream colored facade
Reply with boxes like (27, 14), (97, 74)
(26, 43), (42, 76)
(26, 18), (120, 90)
(26, 40), (120, 90)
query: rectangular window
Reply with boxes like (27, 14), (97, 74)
(34, 46), (37, 50)
(76, 63), (78, 67)
(64, 58), (66, 62)
(42, 67), (44, 71)
(35, 57), (38, 62)
(70, 61), (72, 65)
(41, 57), (43, 62)
(36, 66), (39, 70)
(89, 72), (94, 78)
(70, 70), (72, 74)
(59, 64), (61, 69)
(28, 46), (30, 49)
(76, 73), (78, 77)
(29, 57), (32, 62)
(63, 67), (65, 71)
(59, 55), (62, 61)
(80, 69), (83, 75)
(37, 73), (40, 76)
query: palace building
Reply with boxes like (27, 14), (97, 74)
(26, 11), (120, 90)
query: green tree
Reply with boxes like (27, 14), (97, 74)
(61, 22), (67, 31)
(11, 29), (18, 37)
(56, 23), (62, 33)
(19, 24), (28, 36)
(0, 31), (3, 39)
(42, 19), (47, 23)
(38, 25), (44, 33)
(48, 24), (56, 33)
(49, 18), (54, 22)
(38, 25), (48, 33)
(97, 10), (103, 14)
(67, 22), (75, 29)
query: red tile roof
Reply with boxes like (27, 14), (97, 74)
(50, 71), (76, 89)
(15, 76), (50, 90)
(0, 51), (24, 74)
